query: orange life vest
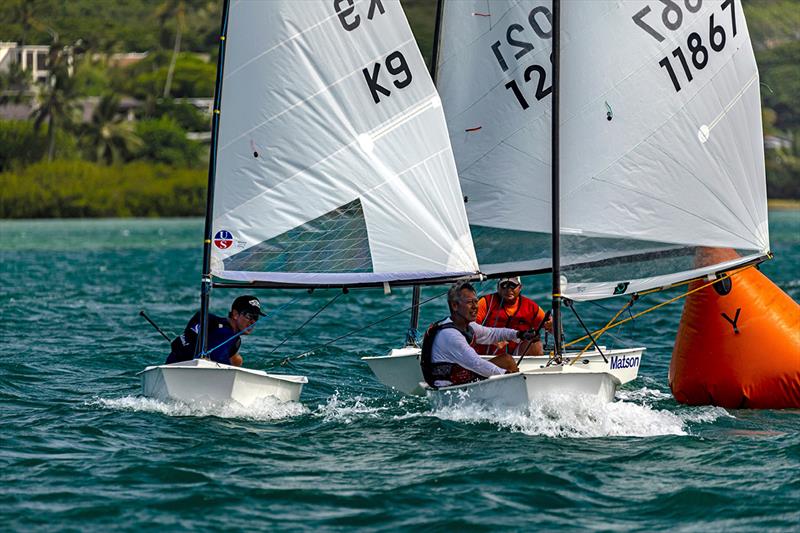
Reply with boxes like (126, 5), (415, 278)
(474, 294), (540, 355)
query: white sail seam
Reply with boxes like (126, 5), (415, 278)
(216, 92), (440, 220)
(646, 140), (764, 247)
(589, 175), (760, 249)
(219, 36), (419, 152)
(368, 97), (439, 142)
(446, 50), (551, 125)
(360, 145), (474, 266)
(458, 136), (551, 201)
(694, 71), (765, 245)
(586, 44), (749, 178)
(567, 44), (756, 200)
(620, 60), (763, 248)
(707, 73), (758, 133)
(223, 0), (363, 79)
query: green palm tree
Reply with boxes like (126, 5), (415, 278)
(30, 45), (79, 161)
(84, 94), (142, 165)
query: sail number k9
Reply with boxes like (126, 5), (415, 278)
(632, 0), (738, 93)
(333, 0), (413, 105)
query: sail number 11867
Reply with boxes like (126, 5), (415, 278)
(632, 0), (739, 93)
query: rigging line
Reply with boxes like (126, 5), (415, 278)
(562, 265), (751, 348)
(564, 300), (607, 362)
(265, 290), (449, 369)
(633, 254), (766, 297)
(267, 291), (344, 356)
(201, 293), (304, 357)
(569, 296), (636, 365)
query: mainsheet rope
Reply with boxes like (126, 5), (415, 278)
(560, 265), (755, 363)
(202, 294), (303, 357)
(265, 289), (449, 369)
(267, 291), (345, 356)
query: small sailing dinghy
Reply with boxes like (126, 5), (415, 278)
(142, 0), (491, 404)
(140, 359), (307, 405)
(365, 0), (770, 409)
(363, 346), (644, 396)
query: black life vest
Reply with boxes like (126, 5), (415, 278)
(166, 312), (241, 364)
(420, 319), (482, 388)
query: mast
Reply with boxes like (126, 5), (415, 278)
(197, 0), (232, 357)
(430, 0), (444, 82)
(551, 0), (563, 356)
(404, 0), (445, 347)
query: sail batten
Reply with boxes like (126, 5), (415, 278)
(210, 0), (478, 286)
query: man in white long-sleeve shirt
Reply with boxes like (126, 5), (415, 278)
(421, 281), (539, 388)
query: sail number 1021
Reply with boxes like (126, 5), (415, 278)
(632, 0), (738, 93)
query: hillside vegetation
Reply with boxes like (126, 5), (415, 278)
(0, 0), (797, 218)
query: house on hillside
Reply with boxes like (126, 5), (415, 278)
(0, 42), (50, 83)
(0, 42), (74, 83)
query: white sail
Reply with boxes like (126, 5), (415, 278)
(436, 0), (554, 275)
(435, 0), (769, 300)
(210, 0), (478, 286)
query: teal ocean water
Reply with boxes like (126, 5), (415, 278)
(1, 211), (798, 531)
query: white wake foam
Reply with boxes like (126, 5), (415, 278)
(315, 391), (389, 423)
(431, 389), (730, 438)
(93, 395), (308, 420)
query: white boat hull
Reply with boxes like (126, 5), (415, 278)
(363, 346), (644, 396)
(425, 367), (620, 410)
(138, 359), (308, 405)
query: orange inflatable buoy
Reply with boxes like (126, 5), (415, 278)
(669, 249), (800, 409)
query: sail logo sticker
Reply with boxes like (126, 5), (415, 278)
(610, 355), (640, 370)
(214, 230), (234, 249)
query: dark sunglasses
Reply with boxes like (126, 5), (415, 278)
(499, 282), (520, 290)
(240, 311), (260, 322)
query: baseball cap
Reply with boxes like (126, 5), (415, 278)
(498, 276), (521, 288)
(232, 295), (267, 317)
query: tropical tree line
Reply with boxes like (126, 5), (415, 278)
(0, 0), (797, 219)
(0, 0), (213, 217)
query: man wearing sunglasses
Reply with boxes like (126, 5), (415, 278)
(474, 276), (551, 356)
(420, 281), (540, 388)
(165, 295), (266, 367)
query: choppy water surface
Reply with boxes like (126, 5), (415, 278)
(1, 213), (798, 531)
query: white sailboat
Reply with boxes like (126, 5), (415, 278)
(364, 346), (644, 396)
(141, 0), (483, 404)
(365, 0), (770, 409)
(140, 359), (307, 405)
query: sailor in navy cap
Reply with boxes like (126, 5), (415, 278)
(165, 295), (266, 367)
